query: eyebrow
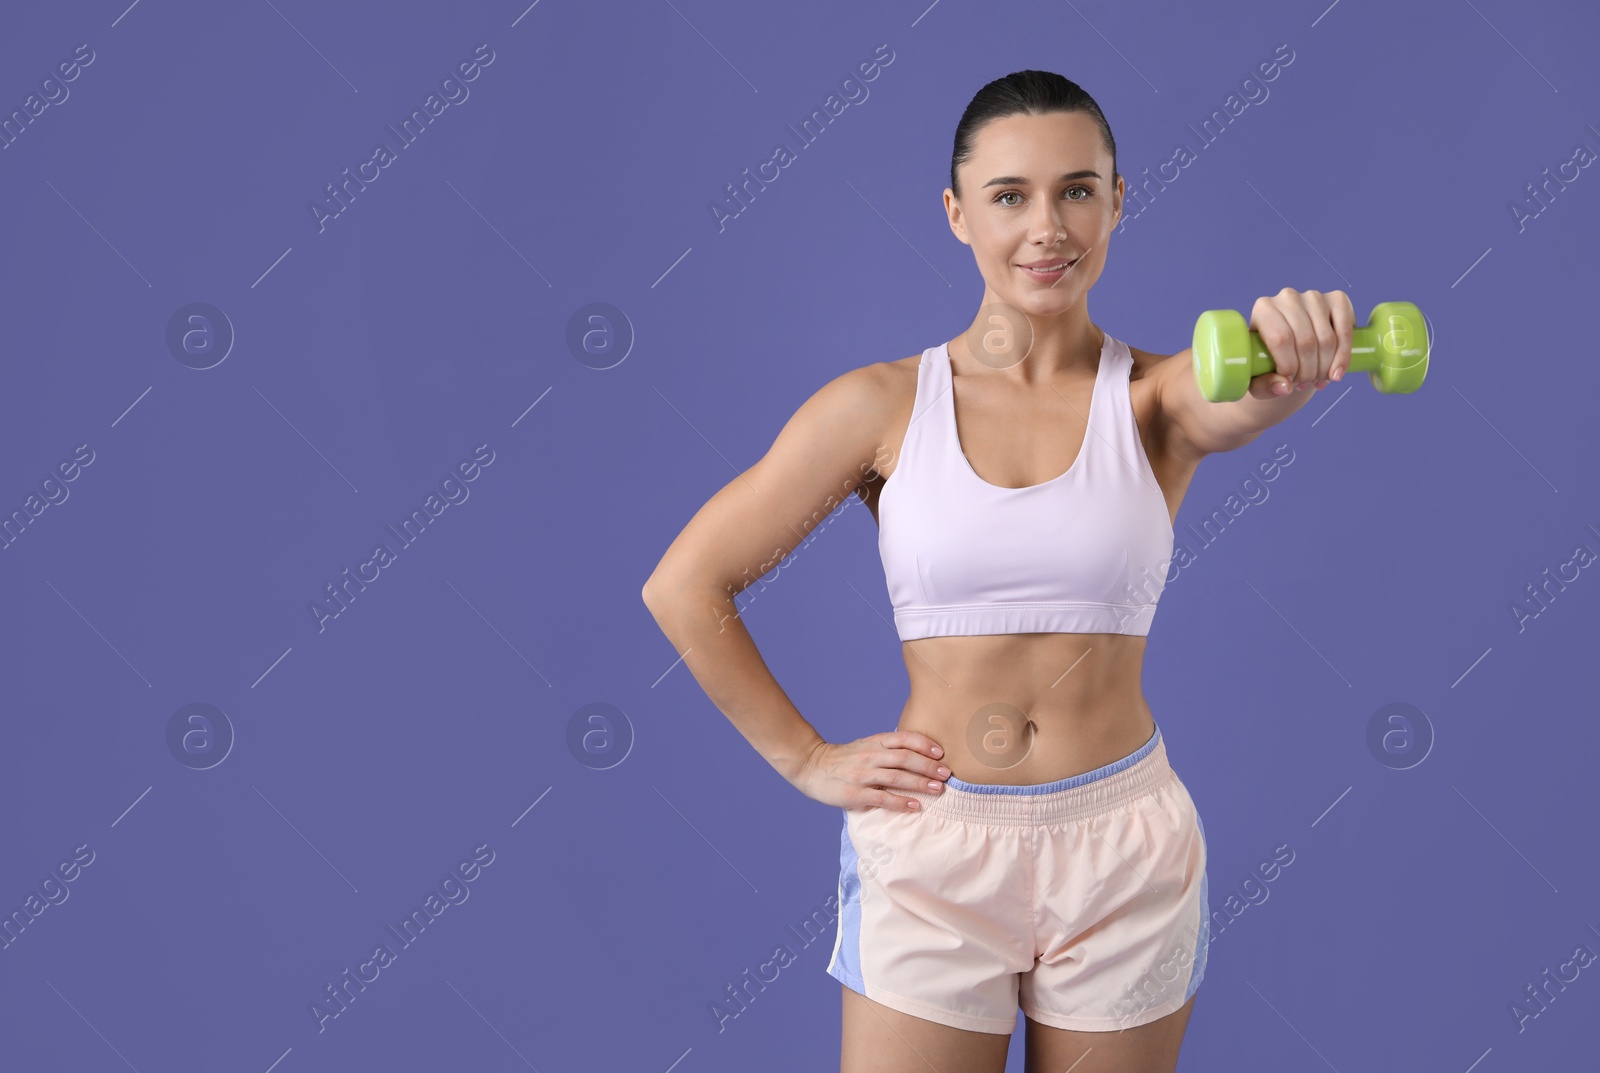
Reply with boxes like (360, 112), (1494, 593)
(982, 170), (1102, 188)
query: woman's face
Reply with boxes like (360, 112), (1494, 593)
(945, 111), (1123, 316)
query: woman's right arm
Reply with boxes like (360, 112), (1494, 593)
(641, 362), (947, 811)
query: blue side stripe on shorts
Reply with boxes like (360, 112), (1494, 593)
(1186, 810), (1210, 1002)
(826, 811), (866, 992)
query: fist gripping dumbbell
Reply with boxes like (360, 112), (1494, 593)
(1192, 301), (1429, 402)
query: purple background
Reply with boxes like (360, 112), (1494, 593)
(3, 0), (1597, 1070)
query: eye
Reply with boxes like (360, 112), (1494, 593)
(992, 185), (1092, 207)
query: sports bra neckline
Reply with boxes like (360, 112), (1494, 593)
(944, 331), (1111, 493)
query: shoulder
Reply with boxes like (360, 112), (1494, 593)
(1126, 341), (1177, 381)
(1124, 339), (1192, 405)
(781, 351), (922, 452)
(815, 351), (922, 415)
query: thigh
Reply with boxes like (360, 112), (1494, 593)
(1024, 992), (1196, 1073)
(842, 984), (1011, 1073)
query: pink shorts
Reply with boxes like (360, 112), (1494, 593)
(826, 723), (1208, 1034)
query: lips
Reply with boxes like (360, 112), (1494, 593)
(1018, 258), (1078, 280)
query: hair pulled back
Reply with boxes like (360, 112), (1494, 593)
(950, 70), (1118, 200)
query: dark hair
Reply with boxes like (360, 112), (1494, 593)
(949, 70), (1118, 200)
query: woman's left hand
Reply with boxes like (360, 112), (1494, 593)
(1248, 287), (1355, 398)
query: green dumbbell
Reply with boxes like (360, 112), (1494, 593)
(1192, 301), (1429, 402)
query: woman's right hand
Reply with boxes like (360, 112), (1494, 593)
(790, 731), (951, 811)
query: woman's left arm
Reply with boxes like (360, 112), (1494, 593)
(1152, 287), (1355, 458)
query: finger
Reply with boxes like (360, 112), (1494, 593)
(1249, 297), (1298, 395)
(872, 788), (923, 812)
(883, 764), (948, 793)
(889, 730), (944, 761)
(1326, 289), (1354, 382)
(1299, 290), (1340, 385)
(890, 748), (950, 781)
(1272, 288), (1320, 388)
(889, 751), (947, 783)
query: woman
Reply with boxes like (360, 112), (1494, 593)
(642, 70), (1350, 1073)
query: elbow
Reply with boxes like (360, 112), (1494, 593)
(641, 575), (665, 612)
(642, 571), (686, 615)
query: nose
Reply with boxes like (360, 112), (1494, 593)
(1029, 203), (1067, 243)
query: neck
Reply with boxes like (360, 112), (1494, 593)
(954, 307), (1103, 382)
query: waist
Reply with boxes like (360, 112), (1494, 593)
(895, 638), (1154, 785)
(900, 722), (1171, 825)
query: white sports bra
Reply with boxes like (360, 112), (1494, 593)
(876, 332), (1176, 640)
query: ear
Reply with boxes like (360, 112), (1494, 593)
(944, 190), (971, 246)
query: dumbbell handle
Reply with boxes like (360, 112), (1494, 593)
(1229, 323), (1425, 379)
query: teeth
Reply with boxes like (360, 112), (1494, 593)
(1029, 262), (1071, 271)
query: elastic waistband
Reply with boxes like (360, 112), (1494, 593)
(914, 724), (1170, 826)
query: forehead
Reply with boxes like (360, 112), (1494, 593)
(966, 111), (1105, 166)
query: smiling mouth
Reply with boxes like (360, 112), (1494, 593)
(1019, 258), (1078, 274)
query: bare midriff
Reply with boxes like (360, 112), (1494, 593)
(895, 631), (1156, 785)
